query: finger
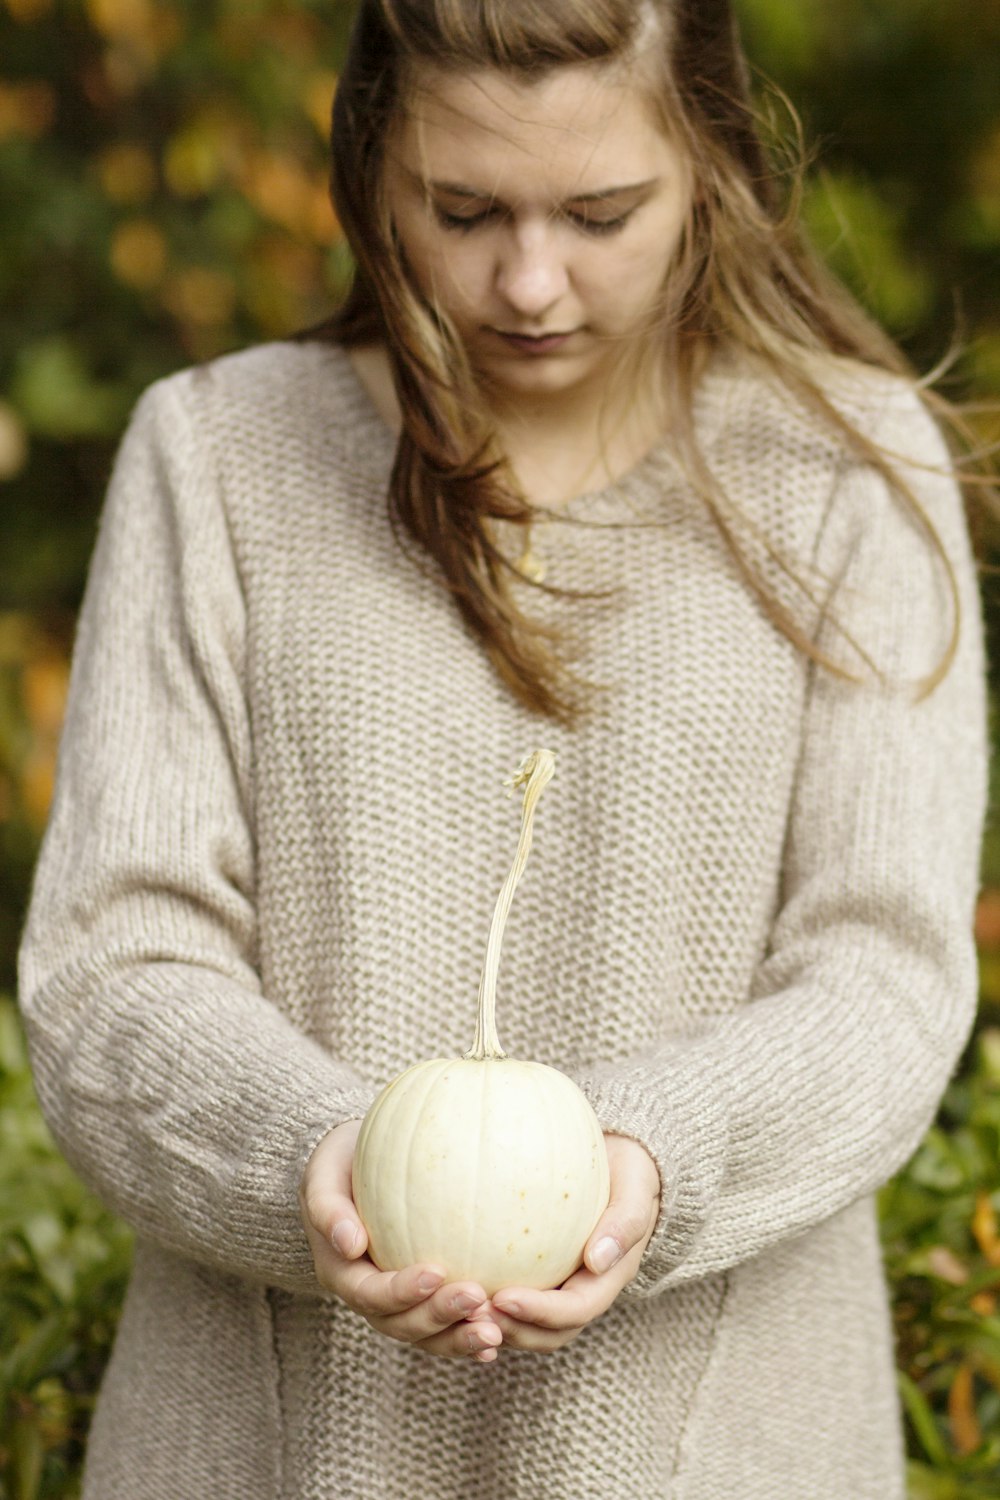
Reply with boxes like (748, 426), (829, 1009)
(299, 1121), (367, 1256)
(485, 1138), (661, 1351)
(491, 1273), (610, 1332)
(582, 1138), (660, 1276)
(486, 1310), (581, 1354)
(303, 1207), (369, 1270)
(334, 1258), (451, 1320)
(491, 1236), (646, 1333)
(301, 1212), (372, 1299)
(372, 1282), (494, 1343)
(582, 1216), (645, 1277)
(408, 1316), (504, 1361)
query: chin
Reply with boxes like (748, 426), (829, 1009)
(477, 352), (599, 399)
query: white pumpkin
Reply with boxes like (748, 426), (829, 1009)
(353, 1055), (608, 1294)
(352, 750), (610, 1295)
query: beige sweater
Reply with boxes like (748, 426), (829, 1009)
(18, 339), (987, 1499)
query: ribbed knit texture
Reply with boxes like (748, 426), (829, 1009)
(18, 339), (988, 1499)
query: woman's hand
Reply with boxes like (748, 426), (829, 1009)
(299, 1119), (503, 1364)
(484, 1133), (661, 1352)
(300, 1125), (659, 1361)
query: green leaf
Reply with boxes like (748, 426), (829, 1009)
(9, 337), (129, 441)
(1, 1311), (73, 1393)
(802, 167), (934, 332)
(9, 1411), (45, 1500)
(898, 1370), (951, 1467)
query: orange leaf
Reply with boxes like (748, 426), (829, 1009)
(976, 889), (1000, 950)
(110, 219), (168, 290)
(5, 0), (53, 22)
(85, 0), (152, 42)
(161, 267), (237, 329)
(95, 143), (157, 204)
(0, 401), (29, 481)
(22, 655), (69, 739)
(304, 71), (338, 140)
(948, 1364), (981, 1457)
(972, 1193), (1000, 1268)
(21, 752), (56, 830)
(0, 80), (56, 141)
(308, 180), (341, 246)
(239, 150), (321, 237)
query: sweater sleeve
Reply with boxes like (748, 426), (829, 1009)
(16, 374), (376, 1294)
(574, 386), (989, 1298)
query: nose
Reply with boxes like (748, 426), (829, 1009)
(495, 221), (568, 320)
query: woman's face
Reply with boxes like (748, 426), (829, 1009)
(384, 63), (695, 409)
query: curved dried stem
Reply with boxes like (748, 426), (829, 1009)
(465, 749), (557, 1061)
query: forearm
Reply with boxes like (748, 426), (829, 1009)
(578, 917), (977, 1296)
(21, 952), (375, 1291)
(578, 387), (988, 1297)
(17, 373), (374, 1293)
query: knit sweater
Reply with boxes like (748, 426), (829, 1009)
(18, 338), (988, 1499)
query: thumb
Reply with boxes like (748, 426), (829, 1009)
(583, 1135), (660, 1275)
(300, 1119), (369, 1259)
(330, 1215), (368, 1260)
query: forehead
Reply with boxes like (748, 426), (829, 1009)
(393, 64), (677, 196)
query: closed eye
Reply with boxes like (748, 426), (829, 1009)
(565, 209), (635, 236)
(432, 206), (498, 232)
(431, 204), (636, 237)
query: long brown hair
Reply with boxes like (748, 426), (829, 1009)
(293, 0), (995, 726)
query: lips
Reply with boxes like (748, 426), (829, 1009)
(492, 329), (577, 354)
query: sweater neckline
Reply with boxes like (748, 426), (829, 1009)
(313, 339), (740, 519)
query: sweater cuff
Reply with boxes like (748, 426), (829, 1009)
(572, 1047), (729, 1297)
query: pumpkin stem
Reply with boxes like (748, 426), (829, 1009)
(465, 749), (557, 1061)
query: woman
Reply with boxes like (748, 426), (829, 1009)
(17, 0), (990, 1496)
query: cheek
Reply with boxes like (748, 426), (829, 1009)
(594, 216), (689, 318)
(434, 245), (492, 316)
(577, 241), (676, 321)
(396, 223), (489, 319)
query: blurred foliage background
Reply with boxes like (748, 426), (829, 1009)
(0, 0), (999, 1495)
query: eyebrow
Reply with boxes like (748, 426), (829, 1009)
(425, 175), (661, 205)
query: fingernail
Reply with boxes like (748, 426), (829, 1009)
(417, 1272), (443, 1293)
(454, 1291), (484, 1313)
(590, 1236), (621, 1273)
(332, 1220), (359, 1256)
(468, 1326), (501, 1351)
(493, 1298), (520, 1317)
